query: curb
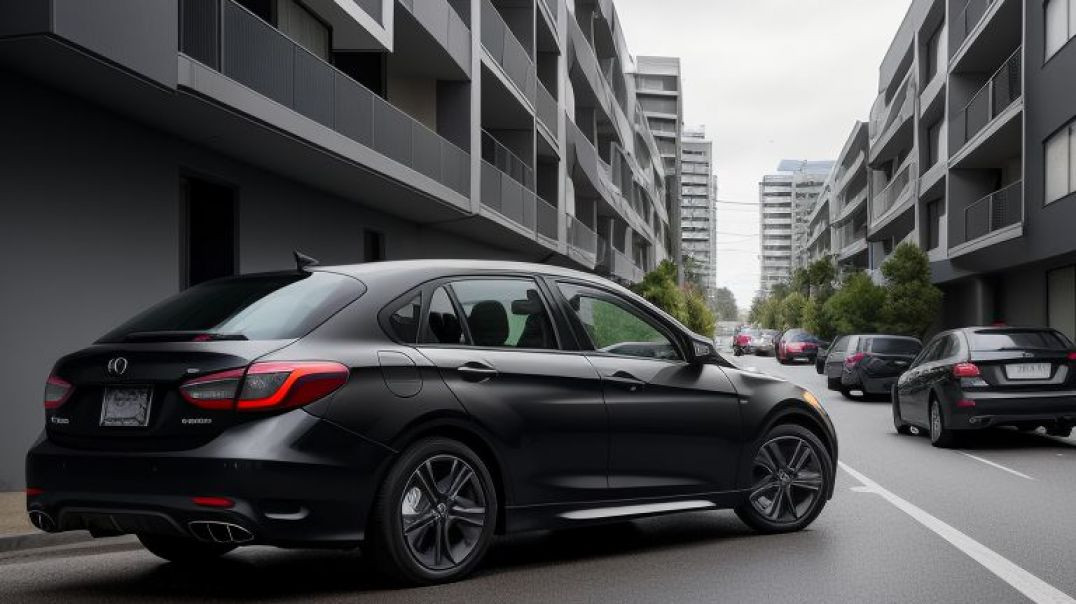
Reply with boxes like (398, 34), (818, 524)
(0, 530), (95, 554)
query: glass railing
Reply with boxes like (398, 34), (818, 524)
(536, 81), (559, 138)
(480, 161), (536, 231)
(869, 71), (915, 144)
(961, 181), (1022, 245)
(872, 161), (916, 222)
(482, 130), (533, 189)
(178, 0), (470, 196)
(567, 215), (598, 257)
(398, 0), (471, 71)
(536, 195), (558, 241)
(480, 0), (536, 103)
(955, 0), (997, 47)
(953, 47), (1021, 150)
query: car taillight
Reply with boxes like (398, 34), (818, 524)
(43, 375), (73, 409)
(1068, 352), (1076, 361)
(179, 362), (349, 412)
(788, 342), (803, 353)
(845, 352), (866, 367)
(953, 362), (981, 378)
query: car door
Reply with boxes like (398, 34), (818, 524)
(825, 336), (854, 381)
(412, 277), (609, 506)
(553, 281), (743, 497)
(902, 335), (946, 425)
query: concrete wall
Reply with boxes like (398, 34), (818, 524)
(0, 74), (520, 490)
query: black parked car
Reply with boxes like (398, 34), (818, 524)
(27, 260), (837, 584)
(893, 327), (1076, 447)
(821, 334), (921, 399)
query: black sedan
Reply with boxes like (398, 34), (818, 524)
(821, 334), (921, 399)
(893, 327), (1076, 447)
(27, 260), (837, 584)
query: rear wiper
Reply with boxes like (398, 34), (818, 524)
(123, 331), (249, 343)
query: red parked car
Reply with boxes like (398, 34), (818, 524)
(732, 327), (759, 356)
(776, 329), (823, 365)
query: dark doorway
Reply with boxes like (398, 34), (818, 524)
(182, 176), (238, 288)
(364, 229), (385, 262)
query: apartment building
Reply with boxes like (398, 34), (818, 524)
(840, 0), (1076, 336)
(759, 160), (833, 294)
(634, 55), (684, 276)
(802, 122), (870, 275)
(680, 127), (718, 299)
(0, 0), (677, 489)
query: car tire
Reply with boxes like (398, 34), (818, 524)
(138, 533), (236, 563)
(891, 387), (912, 435)
(367, 437), (498, 586)
(735, 424), (833, 534)
(826, 376), (840, 391)
(929, 398), (959, 448)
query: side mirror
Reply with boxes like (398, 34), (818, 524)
(689, 338), (720, 365)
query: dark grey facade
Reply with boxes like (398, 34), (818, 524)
(0, 0), (680, 489)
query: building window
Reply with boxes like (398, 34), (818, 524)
(927, 120), (943, 167)
(364, 229), (385, 262)
(181, 176), (237, 288)
(925, 24), (944, 82)
(1046, 0), (1076, 60)
(925, 199), (944, 250)
(1048, 266), (1076, 341)
(1045, 120), (1076, 204)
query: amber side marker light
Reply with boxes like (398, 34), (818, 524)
(802, 390), (822, 410)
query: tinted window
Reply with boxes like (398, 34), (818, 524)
(867, 338), (922, 355)
(452, 279), (557, 349)
(788, 330), (815, 343)
(389, 295), (422, 343)
(970, 329), (1072, 351)
(100, 272), (363, 343)
(560, 284), (682, 361)
(830, 337), (849, 353)
(424, 287), (465, 345)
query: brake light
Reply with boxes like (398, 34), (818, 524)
(1068, 352), (1076, 361)
(956, 399), (977, 408)
(179, 362), (349, 412)
(192, 496), (234, 508)
(788, 342), (804, 353)
(845, 352), (866, 367)
(43, 375), (73, 410)
(953, 362), (981, 378)
(25, 488), (44, 497)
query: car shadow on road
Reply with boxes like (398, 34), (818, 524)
(26, 513), (761, 600)
(955, 428), (1076, 452)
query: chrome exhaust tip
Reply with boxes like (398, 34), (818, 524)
(188, 521), (254, 544)
(28, 510), (57, 533)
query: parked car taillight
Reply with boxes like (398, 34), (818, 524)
(1068, 352), (1076, 361)
(845, 352), (866, 367)
(180, 361), (349, 412)
(952, 362), (981, 378)
(43, 375), (73, 409)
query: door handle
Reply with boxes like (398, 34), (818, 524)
(457, 363), (499, 382)
(605, 371), (646, 391)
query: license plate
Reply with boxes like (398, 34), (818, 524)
(100, 387), (153, 427)
(1004, 363), (1052, 380)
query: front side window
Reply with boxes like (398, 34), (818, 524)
(451, 279), (557, 349)
(558, 284), (681, 361)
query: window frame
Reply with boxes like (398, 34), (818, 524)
(1044, 119), (1075, 205)
(1044, 0), (1076, 62)
(552, 279), (688, 363)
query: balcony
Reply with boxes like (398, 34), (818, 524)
(178, 0), (470, 197)
(352, 0), (383, 24)
(954, 0), (998, 49)
(480, 131), (540, 233)
(952, 181), (1023, 253)
(481, 0), (536, 105)
(536, 81), (559, 140)
(567, 215), (598, 266)
(536, 196), (559, 241)
(952, 47), (1021, 154)
(538, 0), (559, 32)
(398, 0), (471, 76)
(871, 160), (916, 227)
(869, 71), (916, 162)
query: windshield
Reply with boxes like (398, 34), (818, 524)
(98, 272), (365, 343)
(970, 329), (1072, 351)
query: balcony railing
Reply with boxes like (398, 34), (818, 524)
(869, 71), (916, 144)
(953, 47), (1022, 150)
(480, 160), (536, 231)
(482, 130), (533, 189)
(398, 0), (471, 72)
(955, 0), (997, 47)
(178, 0), (470, 196)
(872, 161), (916, 222)
(481, 0), (536, 103)
(835, 222), (868, 252)
(536, 195), (558, 241)
(536, 81), (559, 138)
(538, 0), (559, 29)
(567, 215), (598, 258)
(962, 181), (1022, 244)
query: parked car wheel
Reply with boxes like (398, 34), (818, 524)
(891, 386), (912, 435)
(367, 438), (498, 585)
(826, 377), (840, 391)
(929, 398), (959, 448)
(138, 534), (236, 564)
(735, 424), (832, 534)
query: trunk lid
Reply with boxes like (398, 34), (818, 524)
(969, 349), (1073, 390)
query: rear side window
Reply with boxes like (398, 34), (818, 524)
(425, 287), (465, 345)
(99, 272), (364, 343)
(389, 295), (422, 343)
(452, 279), (557, 349)
(970, 329), (1072, 351)
(867, 338), (922, 355)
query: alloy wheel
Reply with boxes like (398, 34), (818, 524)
(930, 403), (942, 442)
(399, 454), (488, 571)
(748, 436), (825, 524)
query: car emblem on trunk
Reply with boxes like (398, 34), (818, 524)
(106, 357), (128, 376)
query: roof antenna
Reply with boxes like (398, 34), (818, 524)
(293, 250), (319, 271)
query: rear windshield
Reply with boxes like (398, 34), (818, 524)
(970, 329), (1072, 351)
(739, 328), (760, 337)
(99, 272), (364, 343)
(866, 338), (921, 355)
(787, 330), (815, 342)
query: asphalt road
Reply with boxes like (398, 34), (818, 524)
(2, 354), (1075, 603)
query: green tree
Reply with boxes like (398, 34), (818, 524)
(779, 292), (808, 330)
(682, 284), (717, 336)
(823, 271), (886, 335)
(748, 294), (766, 324)
(790, 268), (811, 297)
(636, 260), (685, 322)
(879, 242), (943, 338)
(805, 258), (838, 301)
(803, 295), (837, 340)
(758, 296), (782, 329)
(712, 287), (739, 322)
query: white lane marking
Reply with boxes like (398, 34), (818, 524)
(957, 451), (1035, 481)
(839, 461), (1074, 604)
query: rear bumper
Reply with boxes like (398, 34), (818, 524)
(850, 374), (899, 395)
(24, 410), (395, 548)
(949, 392), (1076, 430)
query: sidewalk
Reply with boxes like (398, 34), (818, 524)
(0, 491), (94, 553)
(0, 492), (31, 535)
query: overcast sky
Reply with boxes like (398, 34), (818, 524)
(614, 0), (913, 311)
